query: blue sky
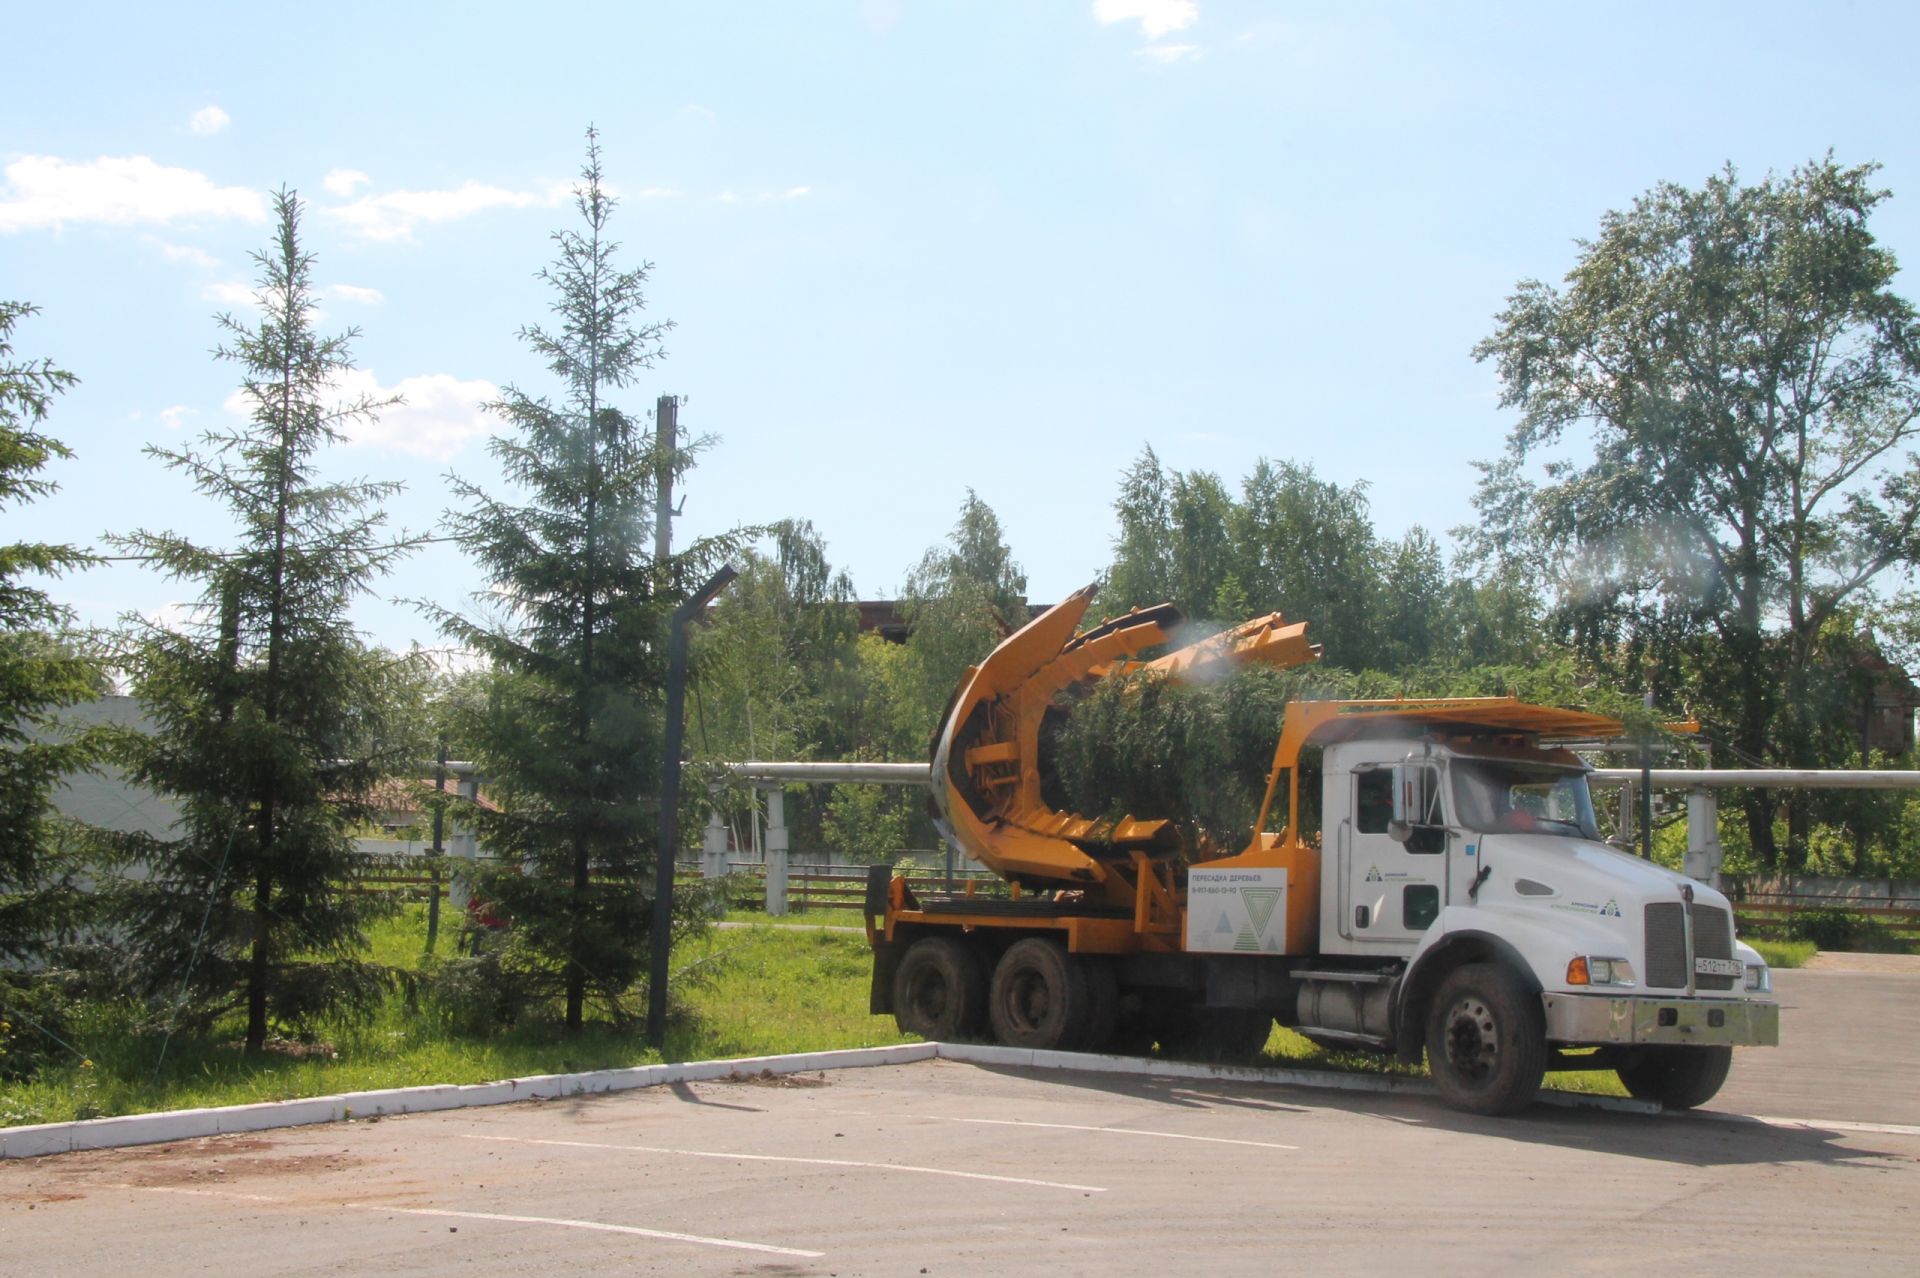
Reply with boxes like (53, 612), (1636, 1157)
(7, 1), (1918, 655)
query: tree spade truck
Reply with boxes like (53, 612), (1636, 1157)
(865, 587), (1779, 1115)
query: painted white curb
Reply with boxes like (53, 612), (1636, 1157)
(1, 1038), (1663, 1159)
(0, 1043), (936, 1160)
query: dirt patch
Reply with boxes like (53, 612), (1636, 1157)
(36, 1135), (363, 1189)
(1804, 951), (1920, 974)
(726, 1069), (831, 1089)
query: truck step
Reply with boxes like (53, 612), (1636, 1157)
(1293, 969), (1398, 986)
(1295, 1025), (1393, 1050)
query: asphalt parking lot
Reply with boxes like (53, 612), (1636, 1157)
(2, 967), (1915, 1276)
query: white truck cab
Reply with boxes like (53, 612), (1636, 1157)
(1300, 734), (1778, 1112)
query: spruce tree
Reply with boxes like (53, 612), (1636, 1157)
(112, 192), (422, 1053)
(439, 130), (730, 1033)
(0, 302), (101, 978)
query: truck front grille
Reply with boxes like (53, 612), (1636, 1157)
(1694, 905), (1736, 990)
(1644, 901), (1737, 990)
(1645, 903), (1686, 988)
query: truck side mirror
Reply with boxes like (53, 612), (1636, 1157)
(1387, 819), (1412, 844)
(1391, 764), (1425, 827)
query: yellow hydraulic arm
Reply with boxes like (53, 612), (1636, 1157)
(928, 585), (1319, 907)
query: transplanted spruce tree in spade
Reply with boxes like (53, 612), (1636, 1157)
(439, 131), (731, 1033)
(112, 191), (424, 1054)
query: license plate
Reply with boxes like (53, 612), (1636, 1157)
(1695, 957), (1742, 977)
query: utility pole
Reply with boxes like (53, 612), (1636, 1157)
(654, 395), (677, 574)
(649, 564), (739, 1049)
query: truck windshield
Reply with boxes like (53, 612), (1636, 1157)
(1451, 760), (1599, 840)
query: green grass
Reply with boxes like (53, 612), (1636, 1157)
(5, 909), (1641, 1125)
(0, 910), (907, 1128)
(1746, 937), (1815, 968)
(720, 907), (864, 928)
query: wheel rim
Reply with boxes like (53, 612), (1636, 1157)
(905, 967), (949, 1025)
(1442, 995), (1499, 1083)
(1002, 967), (1051, 1035)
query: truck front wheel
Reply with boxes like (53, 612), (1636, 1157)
(1425, 962), (1548, 1116)
(892, 937), (986, 1041)
(1615, 1045), (1732, 1110)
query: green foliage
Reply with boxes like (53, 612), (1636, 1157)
(1100, 447), (1541, 674)
(1781, 906), (1909, 954)
(1472, 155), (1920, 872)
(898, 490), (1029, 741)
(695, 523), (857, 760)
(1052, 665), (1339, 843)
(0, 300), (104, 968)
(1051, 659), (1652, 846)
(107, 191), (424, 1053)
(821, 782), (911, 863)
(435, 131), (738, 1033)
(1745, 937), (1815, 968)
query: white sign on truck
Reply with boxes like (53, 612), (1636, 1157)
(1186, 867), (1289, 954)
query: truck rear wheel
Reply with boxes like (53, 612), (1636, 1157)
(1425, 962), (1547, 1116)
(989, 938), (1101, 1050)
(1615, 1045), (1732, 1110)
(891, 937), (986, 1041)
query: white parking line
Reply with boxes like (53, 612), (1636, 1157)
(118, 1184), (824, 1259)
(903, 1115), (1299, 1151)
(460, 1133), (1108, 1192)
(343, 1204), (825, 1257)
(1696, 1113), (1920, 1138)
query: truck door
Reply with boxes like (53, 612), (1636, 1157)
(1342, 761), (1447, 951)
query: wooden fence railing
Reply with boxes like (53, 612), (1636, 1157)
(353, 859), (1920, 945)
(1730, 899), (1920, 942)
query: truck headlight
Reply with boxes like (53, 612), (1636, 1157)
(1567, 956), (1637, 988)
(1744, 964), (1770, 993)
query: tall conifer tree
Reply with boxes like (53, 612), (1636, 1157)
(0, 301), (101, 977)
(440, 130), (729, 1032)
(113, 192), (421, 1053)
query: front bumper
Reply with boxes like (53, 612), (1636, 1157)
(1541, 993), (1780, 1047)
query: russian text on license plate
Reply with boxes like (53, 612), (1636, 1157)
(1695, 957), (1742, 977)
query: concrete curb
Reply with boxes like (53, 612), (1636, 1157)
(0, 1039), (1665, 1159)
(0, 1043), (938, 1160)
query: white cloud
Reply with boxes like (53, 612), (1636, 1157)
(201, 280), (257, 307)
(779, 186), (811, 200)
(189, 105), (231, 136)
(158, 405), (196, 431)
(323, 168), (370, 197)
(324, 181), (562, 242)
(149, 237), (219, 268)
(0, 155), (266, 233)
(1093, 0), (1197, 40)
(677, 104), (718, 123)
(326, 283), (385, 305)
(227, 370), (498, 461)
(1138, 42), (1200, 63)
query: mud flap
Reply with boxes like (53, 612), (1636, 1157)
(870, 938), (901, 1015)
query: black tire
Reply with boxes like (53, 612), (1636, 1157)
(989, 938), (1099, 1050)
(1425, 962), (1548, 1116)
(1616, 1045), (1732, 1110)
(891, 937), (986, 1041)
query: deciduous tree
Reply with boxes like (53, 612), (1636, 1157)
(1473, 157), (1920, 869)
